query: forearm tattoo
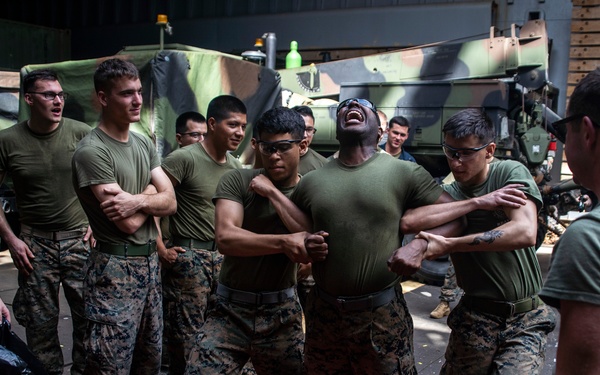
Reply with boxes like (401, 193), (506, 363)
(469, 230), (503, 246)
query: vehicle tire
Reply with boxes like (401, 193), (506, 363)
(411, 258), (451, 287)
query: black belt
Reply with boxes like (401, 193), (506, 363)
(462, 295), (542, 319)
(172, 237), (215, 251)
(216, 283), (295, 305)
(96, 241), (157, 257)
(316, 286), (397, 311)
(21, 224), (86, 241)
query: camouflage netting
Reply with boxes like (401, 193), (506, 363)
(18, 45), (282, 162)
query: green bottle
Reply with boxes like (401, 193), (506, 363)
(286, 41), (302, 69)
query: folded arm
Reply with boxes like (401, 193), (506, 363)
(92, 167), (177, 234)
(248, 174), (312, 232)
(419, 198), (538, 259)
(214, 198), (311, 263)
(400, 184), (527, 234)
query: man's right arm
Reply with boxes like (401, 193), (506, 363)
(400, 184), (528, 234)
(214, 198), (311, 264)
(0, 171), (34, 276)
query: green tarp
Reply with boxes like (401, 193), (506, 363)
(18, 46), (281, 161)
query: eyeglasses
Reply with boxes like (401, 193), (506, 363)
(442, 142), (491, 161)
(552, 114), (600, 141)
(336, 98), (377, 114)
(179, 132), (206, 139)
(27, 91), (68, 101)
(257, 139), (302, 156)
(305, 127), (317, 135)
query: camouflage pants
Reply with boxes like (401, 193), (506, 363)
(439, 261), (461, 303)
(304, 285), (417, 375)
(162, 247), (223, 375)
(83, 250), (163, 375)
(13, 229), (89, 375)
(186, 291), (304, 375)
(440, 300), (556, 375)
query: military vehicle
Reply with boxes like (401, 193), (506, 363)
(277, 19), (567, 284)
(278, 19), (562, 181)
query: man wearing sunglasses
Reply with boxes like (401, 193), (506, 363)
(401, 108), (556, 374)
(159, 95), (247, 374)
(0, 69), (92, 375)
(187, 107), (314, 374)
(539, 68), (600, 374)
(291, 98), (464, 374)
(175, 111), (208, 148)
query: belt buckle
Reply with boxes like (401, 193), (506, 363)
(507, 301), (516, 317)
(335, 297), (347, 310)
(531, 296), (539, 310)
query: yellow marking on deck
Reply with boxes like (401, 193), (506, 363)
(401, 279), (424, 293)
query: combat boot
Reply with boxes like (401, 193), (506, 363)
(430, 301), (451, 319)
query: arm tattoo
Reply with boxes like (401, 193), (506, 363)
(469, 230), (503, 246)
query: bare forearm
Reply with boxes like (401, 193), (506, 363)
(114, 212), (151, 235)
(445, 222), (535, 254)
(401, 200), (478, 234)
(216, 227), (295, 257)
(268, 190), (312, 232)
(139, 190), (177, 217)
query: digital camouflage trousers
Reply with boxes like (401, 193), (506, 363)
(162, 246), (222, 375)
(83, 250), (162, 375)
(13, 229), (89, 375)
(441, 300), (556, 375)
(186, 291), (304, 375)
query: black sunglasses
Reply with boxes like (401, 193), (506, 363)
(336, 98), (377, 114)
(442, 142), (492, 161)
(551, 114), (600, 141)
(257, 139), (302, 156)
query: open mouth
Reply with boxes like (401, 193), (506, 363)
(345, 109), (364, 122)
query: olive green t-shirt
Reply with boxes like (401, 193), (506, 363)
(214, 168), (298, 292)
(292, 152), (443, 296)
(0, 118), (90, 231)
(72, 128), (160, 245)
(540, 205), (600, 308)
(162, 143), (242, 241)
(299, 147), (327, 176)
(443, 160), (543, 301)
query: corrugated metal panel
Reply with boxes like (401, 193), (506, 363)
(0, 20), (70, 70)
(0, 0), (487, 28)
